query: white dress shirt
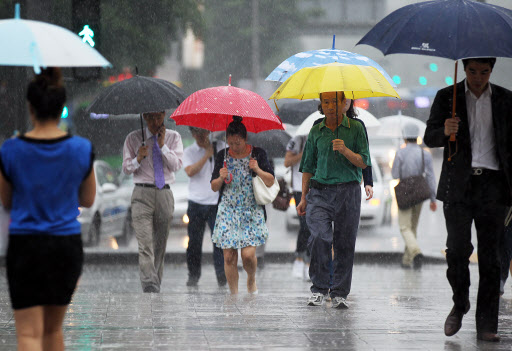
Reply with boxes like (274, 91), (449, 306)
(465, 81), (499, 170)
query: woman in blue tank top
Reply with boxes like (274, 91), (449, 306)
(0, 68), (96, 351)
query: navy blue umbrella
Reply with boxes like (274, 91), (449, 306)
(357, 0), (512, 154)
(357, 0), (512, 60)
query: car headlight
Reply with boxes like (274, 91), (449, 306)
(182, 214), (189, 224)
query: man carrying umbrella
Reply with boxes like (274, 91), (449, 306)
(122, 111), (183, 293)
(297, 91), (370, 309)
(424, 58), (512, 342)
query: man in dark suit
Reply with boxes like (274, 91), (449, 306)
(424, 57), (512, 342)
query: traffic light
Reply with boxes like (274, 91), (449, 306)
(445, 76), (454, 85)
(429, 63), (438, 72)
(392, 75), (401, 85)
(61, 106), (69, 119)
(72, 0), (101, 80)
(419, 76), (428, 86)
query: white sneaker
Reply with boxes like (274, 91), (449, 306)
(292, 260), (304, 278)
(307, 293), (325, 306)
(332, 297), (349, 309)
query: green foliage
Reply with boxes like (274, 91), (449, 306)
(100, 0), (204, 76)
(203, 0), (316, 86)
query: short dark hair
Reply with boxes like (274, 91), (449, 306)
(462, 57), (496, 70)
(226, 115), (247, 139)
(189, 126), (209, 134)
(318, 92), (357, 118)
(26, 67), (66, 121)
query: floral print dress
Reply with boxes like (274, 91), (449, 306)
(212, 154), (269, 249)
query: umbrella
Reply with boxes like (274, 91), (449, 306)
(86, 75), (187, 144)
(247, 130), (291, 159)
(269, 62), (400, 101)
(376, 115), (427, 140)
(266, 35), (395, 87)
(356, 0), (512, 145)
(0, 4), (110, 73)
(295, 108), (381, 137)
(171, 78), (283, 183)
(276, 100), (319, 125)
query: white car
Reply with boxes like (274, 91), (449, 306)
(285, 158), (391, 229)
(78, 161), (190, 247)
(78, 161), (133, 247)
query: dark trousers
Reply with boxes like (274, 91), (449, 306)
(294, 192), (311, 259)
(500, 223), (512, 283)
(186, 201), (225, 282)
(443, 172), (507, 333)
(306, 182), (361, 299)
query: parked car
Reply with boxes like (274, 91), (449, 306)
(78, 161), (190, 247)
(78, 160), (133, 247)
(285, 158), (391, 230)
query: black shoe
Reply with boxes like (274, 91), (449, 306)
(477, 332), (500, 342)
(413, 254), (424, 269)
(444, 302), (470, 336)
(186, 277), (199, 287)
(217, 276), (227, 287)
(143, 285), (159, 293)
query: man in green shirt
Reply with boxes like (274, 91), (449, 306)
(297, 91), (370, 309)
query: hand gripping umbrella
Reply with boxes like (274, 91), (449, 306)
(357, 0), (512, 158)
(171, 75), (283, 183)
(86, 74), (187, 145)
(0, 3), (110, 73)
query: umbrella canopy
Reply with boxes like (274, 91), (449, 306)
(247, 130), (291, 159)
(295, 108), (381, 137)
(277, 100), (319, 125)
(171, 85), (283, 133)
(86, 75), (186, 115)
(376, 115), (426, 139)
(269, 62), (400, 101)
(356, 0), (512, 60)
(266, 35), (395, 86)
(0, 4), (110, 74)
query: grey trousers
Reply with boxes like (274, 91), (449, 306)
(131, 186), (174, 292)
(306, 182), (361, 298)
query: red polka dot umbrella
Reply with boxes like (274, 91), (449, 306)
(170, 82), (283, 133)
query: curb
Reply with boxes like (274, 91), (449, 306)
(79, 251), (447, 265)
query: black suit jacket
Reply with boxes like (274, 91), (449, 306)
(424, 80), (512, 205)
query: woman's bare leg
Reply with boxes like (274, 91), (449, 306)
(14, 306), (44, 351)
(241, 246), (257, 293)
(223, 248), (239, 294)
(42, 305), (68, 351)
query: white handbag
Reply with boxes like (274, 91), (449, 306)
(252, 175), (280, 205)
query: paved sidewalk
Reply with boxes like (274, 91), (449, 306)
(0, 262), (511, 350)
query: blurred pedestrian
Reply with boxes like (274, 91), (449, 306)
(424, 57), (512, 342)
(211, 116), (274, 295)
(391, 123), (437, 269)
(297, 91), (371, 309)
(285, 134), (310, 279)
(122, 111), (183, 293)
(183, 127), (226, 287)
(0, 67), (96, 351)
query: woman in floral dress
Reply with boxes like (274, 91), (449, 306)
(211, 116), (274, 294)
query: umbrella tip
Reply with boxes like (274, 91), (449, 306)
(332, 34), (335, 50)
(14, 3), (20, 19)
(228, 74), (232, 86)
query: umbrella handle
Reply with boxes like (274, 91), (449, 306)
(223, 161), (233, 184)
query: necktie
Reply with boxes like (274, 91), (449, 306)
(152, 136), (165, 189)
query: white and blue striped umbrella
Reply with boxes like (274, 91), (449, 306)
(266, 36), (396, 87)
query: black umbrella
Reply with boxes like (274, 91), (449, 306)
(247, 130), (291, 159)
(277, 100), (319, 125)
(86, 75), (187, 143)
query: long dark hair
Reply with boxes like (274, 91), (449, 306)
(26, 67), (66, 121)
(318, 92), (357, 118)
(226, 115), (247, 139)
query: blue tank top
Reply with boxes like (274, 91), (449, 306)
(0, 134), (94, 235)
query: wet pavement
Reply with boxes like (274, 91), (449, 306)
(0, 262), (511, 350)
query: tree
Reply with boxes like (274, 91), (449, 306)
(202, 0), (319, 86)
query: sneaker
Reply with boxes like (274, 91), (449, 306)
(307, 293), (325, 306)
(332, 297), (349, 309)
(292, 260), (304, 278)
